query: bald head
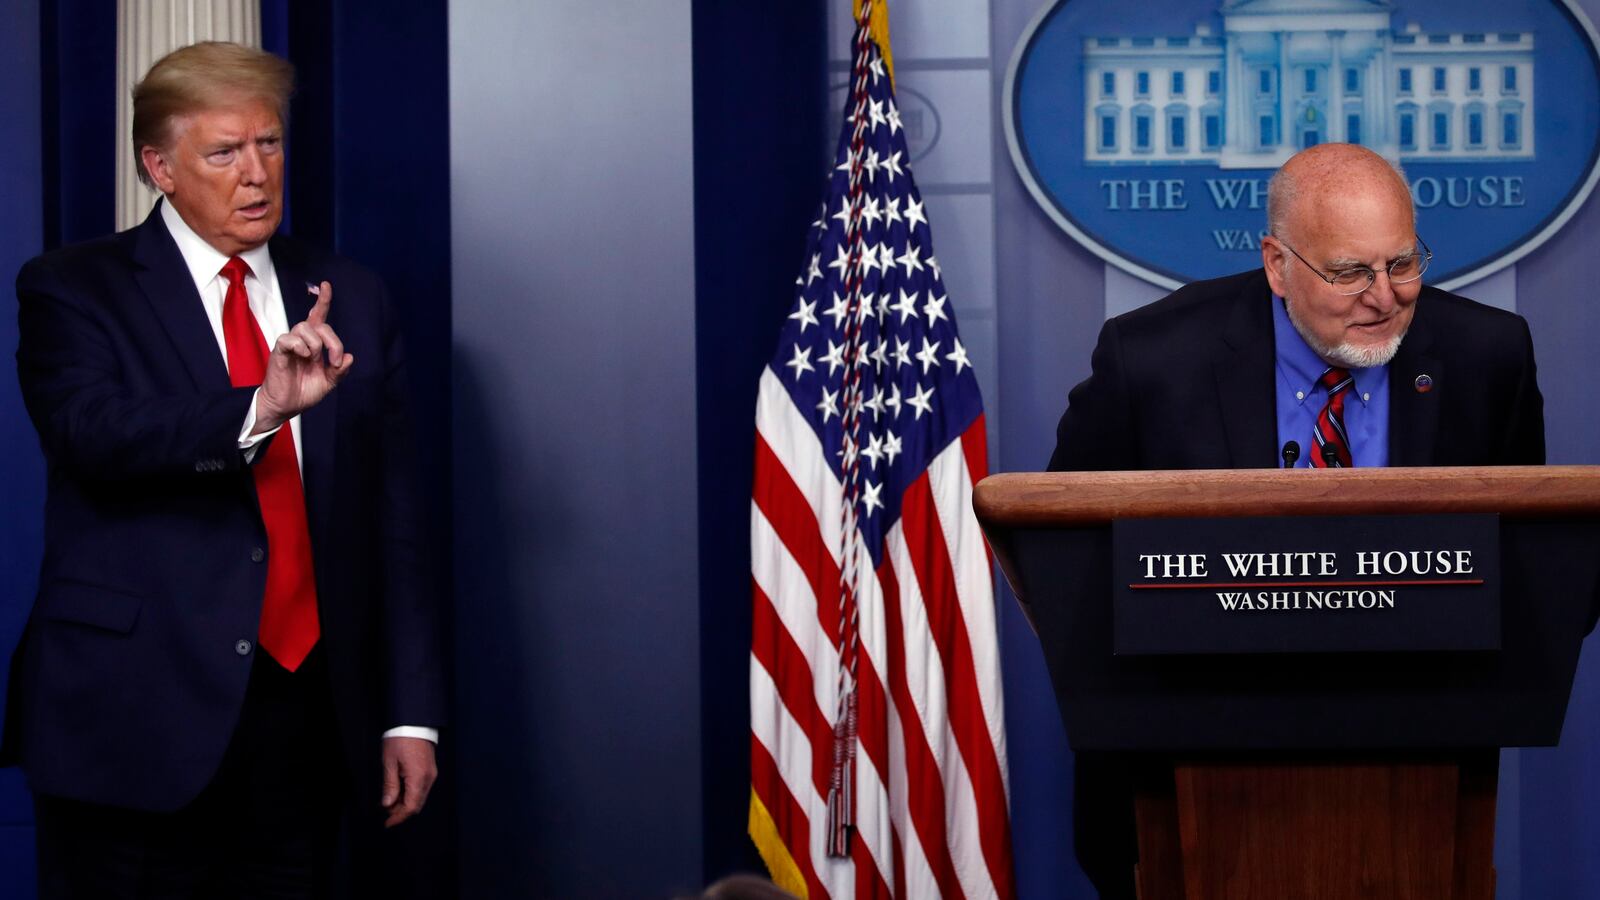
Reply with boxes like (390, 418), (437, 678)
(1261, 143), (1424, 369)
(1267, 144), (1414, 246)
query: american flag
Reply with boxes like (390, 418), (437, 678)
(747, 3), (1015, 897)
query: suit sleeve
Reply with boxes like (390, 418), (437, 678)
(372, 281), (447, 729)
(16, 255), (256, 480)
(1048, 316), (1138, 472)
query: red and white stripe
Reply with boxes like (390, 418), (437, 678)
(751, 368), (1015, 899)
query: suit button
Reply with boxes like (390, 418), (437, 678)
(235, 639), (252, 656)
(250, 547), (265, 563)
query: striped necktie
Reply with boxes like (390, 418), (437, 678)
(1310, 366), (1354, 468)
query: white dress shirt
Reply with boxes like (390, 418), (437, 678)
(160, 200), (438, 745)
(159, 200), (300, 459)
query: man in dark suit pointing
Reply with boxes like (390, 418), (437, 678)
(1049, 142), (1544, 896)
(3, 41), (444, 897)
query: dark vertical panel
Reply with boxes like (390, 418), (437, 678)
(691, 0), (829, 881)
(329, 6), (455, 893)
(41, 0), (116, 249)
(284, 2), (334, 249)
(38, 0), (59, 247)
(0, 2), (45, 895)
(331, 3), (453, 497)
(259, 0), (288, 62)
(284, 2), (455, 894)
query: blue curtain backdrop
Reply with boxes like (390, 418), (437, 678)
(693, 0), (830, 882)
(0, 2), (44, 895)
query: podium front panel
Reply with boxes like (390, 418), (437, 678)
(1015, 519), (1600, 751)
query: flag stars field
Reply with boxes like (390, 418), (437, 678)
(905, 196), (927, 230)
(821, 339), (847, 377)
(784, 344), (813, 380)
(789, 297), (818, 333)
(806, 252), (825, 285)
(892, 290), (918, 324)
(817, 387), (839, 423)
(916, 337), (941, 375)
(946, 338), (971, 374)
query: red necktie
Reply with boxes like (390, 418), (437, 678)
(220, 257), (320, 671)
(1310, 366), (1355, 469)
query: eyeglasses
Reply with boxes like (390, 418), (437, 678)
(1277, 236), (1432, 296)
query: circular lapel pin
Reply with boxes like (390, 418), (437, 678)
(1414, 374), (1434, 393)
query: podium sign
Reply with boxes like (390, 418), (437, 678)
(1113, 514), (1500, 655)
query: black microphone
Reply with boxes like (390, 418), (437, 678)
(1321, 444), (1340, 466)
(1281, 441), (1300, 468)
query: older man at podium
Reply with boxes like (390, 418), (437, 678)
(1047, 142), (1544, 897)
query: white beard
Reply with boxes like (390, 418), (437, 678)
(1285, 298), (1407, 368)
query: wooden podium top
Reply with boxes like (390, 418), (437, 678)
(973, 465), (1600, 527)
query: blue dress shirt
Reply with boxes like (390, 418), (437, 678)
(1272, 295), (1390, 467)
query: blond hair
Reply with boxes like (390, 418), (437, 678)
(132, 41), (295, 189)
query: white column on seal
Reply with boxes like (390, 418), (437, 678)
(1330, 31), (1345, 142)
(1227, 37), (1244, 152)
(1277, 30), (1290, 147)
(116, 0), (261, 232)
(1371, 38), (1385, 147)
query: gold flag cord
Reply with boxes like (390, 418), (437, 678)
(851, 0), (894, 85)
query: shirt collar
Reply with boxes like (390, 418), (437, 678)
(1272, 294), (1380, 405)
(159, 197), (276, 293)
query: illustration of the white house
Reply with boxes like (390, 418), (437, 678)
(1082, 0), (1535, 167)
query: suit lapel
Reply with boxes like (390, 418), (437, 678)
(129, 204), (232, 391)
(269, 236), (337, 551)
(1214, 275), (1279, 468)
(1388, 300), (1440, 466)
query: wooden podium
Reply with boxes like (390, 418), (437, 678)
(973, 466), (1600, 900)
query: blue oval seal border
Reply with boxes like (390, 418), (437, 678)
(1003, 0), (1600, 291)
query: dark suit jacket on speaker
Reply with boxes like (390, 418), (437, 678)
(1049, 268), (1546, 472)
(1046, 268), (1545, 898)
(1, 205), (445, 812)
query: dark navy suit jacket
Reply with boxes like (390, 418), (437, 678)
(1049, 268), (1546, 472)
(2, 204), (444, 812)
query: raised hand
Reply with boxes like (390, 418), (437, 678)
(253, 280), (354, 434)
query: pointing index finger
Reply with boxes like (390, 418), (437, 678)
(306, 281), (334, 326)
